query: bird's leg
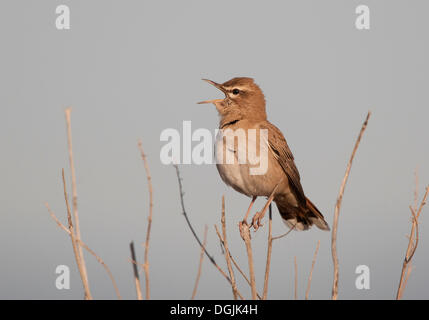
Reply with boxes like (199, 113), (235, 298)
(243, 196), (257, 223)
(239, 196), (257, 240)
(251, 194), (275, 231)
(251, 181), (281, 231)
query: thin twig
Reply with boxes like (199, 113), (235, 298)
(406, 206), (420, 262)
(414, 186), (428, 220)
(272, 226), (296, 241)
(396, 185), (428, 299)
(397, 210), (417, 300)
(214, 225), (262, 299)
(64, 108), (91, 299)
(414, 168), (419, 212)
(130, 241), (143, 300)
(174, 165), (214, 262)
(138, 140), (153, 300)
(46, 202), (121, 299)
(229, 254), (253, 294)
(240, 222), (257, 300)
(220, 196), (239, 300)
(262, 217), (296, 300)
(60, 170), (90, 298)
(305, 240), (321, 300)
(262, 205), (273, 300)
(191, 225), (208, 300)
(129, 258), (146, 274)
(331, 111), (371, 300)
(402, 263), (413, 294)
(173, 165), (244, 300)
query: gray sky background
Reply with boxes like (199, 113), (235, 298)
(0, 0), (428, 299)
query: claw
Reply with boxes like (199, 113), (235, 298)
(251, 212), (264, 231)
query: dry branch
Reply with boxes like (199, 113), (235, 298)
(60, 169), (91, 299)
(262, 205), (273, 300)
(64, 108), (91, 299)
(191, 225), (208, 300)
(46, 202), (121, 299)
(138, 140), (153, 299)
(331, 111), (371, 300)
(240, 222), (257, 300)
(305, 240), (321, 300)
(130, 241), (143, 300)
(272, 227), (295, 241)
(218, 196), (239, 300)
(396, 185), (429, 299)
(214, 225), (262, 299)
(173, 165), (244, 300)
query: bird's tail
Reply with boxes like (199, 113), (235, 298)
(275, 197), (330, 231)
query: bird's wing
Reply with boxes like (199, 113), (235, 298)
(259, 121), (307, 206)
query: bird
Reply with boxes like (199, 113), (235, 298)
(198, 77), (329, 231)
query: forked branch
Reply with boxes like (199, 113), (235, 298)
(331, 111), (371, 300)
(46, 201), (121, 299)
(396, 185), (428, 299)
(173, 165), (244, 300)
(64, 108), (91, 299)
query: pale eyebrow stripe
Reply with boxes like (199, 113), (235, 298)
(224, 86), (247, 92)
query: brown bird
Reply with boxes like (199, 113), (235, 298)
(198, 77), (329, 231)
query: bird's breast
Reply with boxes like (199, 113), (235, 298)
(214, 126), (280, 197)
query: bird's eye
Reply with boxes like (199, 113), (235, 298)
(232, 89), (240, 95)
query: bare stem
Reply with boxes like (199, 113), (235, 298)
(396, 185), (428, 299)
(305, 240), (321, 300)
(60, 170), (91, 299)
(220, 196), (239, 300)
(130, 241), (143, 300)
(191, 225), (208, 300)
(214, 225), (262, 299)
(331, 111), (371, 300)
(262, 205), (273, 300)
(138, 140), (153, 300)
(240, 222), (257, 300)
(173, 165), (244, 300)
(46, 202), (121, 299)
(64, 107), (91, 299)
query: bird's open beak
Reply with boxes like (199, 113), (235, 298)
(198, 79), (227, 104)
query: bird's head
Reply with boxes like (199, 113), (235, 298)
(198, 77), (267, 122)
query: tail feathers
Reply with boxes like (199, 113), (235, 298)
(306, 197), (330, 231)
(276, 197), (330, 231)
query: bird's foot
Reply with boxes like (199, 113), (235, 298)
(239, 220), (251, 241)
(251, 212), (264, 231)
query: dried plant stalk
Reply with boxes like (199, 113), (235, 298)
(60, 169), (91, 299)
(130, 241), (143, 300)
(240, 222), (257, 300)
(305, 240), (321, 300)
(138, 140), (153, 299)
(331, 111), (371, 300)
(262, 205), (273, 300)
(173, 165), (244, 300)
(191, 225), (208, 300)
(46, 202), (121, 299)
(220, 196), (239, 300)
(64, 107), (91, 299)
(396, 185), (428, 299)
(214, 225), (261, 299)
